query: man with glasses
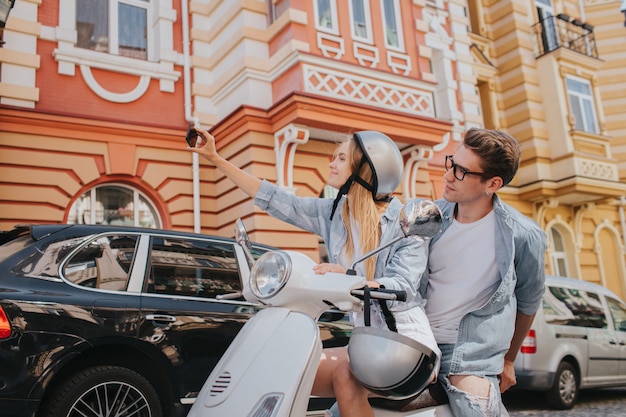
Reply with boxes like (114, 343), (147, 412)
(419, 128), (546, 417)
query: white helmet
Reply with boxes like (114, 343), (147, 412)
(348, 327), (438, 400)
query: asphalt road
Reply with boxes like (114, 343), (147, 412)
(504, 387), (626, 416)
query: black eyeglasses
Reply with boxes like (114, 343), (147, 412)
(445, 155), (491, 181)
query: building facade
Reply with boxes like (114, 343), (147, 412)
(1, 0), (625, 297)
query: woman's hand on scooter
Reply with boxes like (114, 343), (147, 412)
(313, 263), (347, 275)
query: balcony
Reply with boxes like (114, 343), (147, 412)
(532, 14), (598, 59)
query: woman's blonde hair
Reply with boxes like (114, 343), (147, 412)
(341, 138), (388, 280)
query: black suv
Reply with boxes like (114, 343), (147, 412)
(0, 224), (350, 417)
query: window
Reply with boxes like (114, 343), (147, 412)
(543, 286), (607, 328)
(566, 76), (599, 133)
(550, 228), (569, 277)
(349, 0), (372, 42)
(68, 185), (161, 228)
(381, 0), (403, 50)
(476, 79), (495, 130)
(607, 297), (626, 332)
(64, 234), (138, 290)
(314, 0), (338, 34)
(148, 237), (241, 299)
(536, 0), (558, 52)
(465, 0), (482, 35)
(76, 0), (149, 60)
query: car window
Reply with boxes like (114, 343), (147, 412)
(63, 235), (138, 290)
(607, 297), (626, 332)
(16, 236), (87, 278)
(148, 237), (241, 299)
(543, 286), (607, 329)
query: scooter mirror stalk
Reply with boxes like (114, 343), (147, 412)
(347, 198), (442, 275)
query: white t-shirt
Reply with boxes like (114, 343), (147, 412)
(425, 209), (500, 344)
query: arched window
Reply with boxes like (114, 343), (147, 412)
(68, 184), (161, 228)
(550, 227), (568, 277)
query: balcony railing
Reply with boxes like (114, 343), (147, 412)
(532, 14), (598, 59)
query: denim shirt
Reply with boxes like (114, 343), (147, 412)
(422, 195), (546, 375)
(254, 180), (428, 311)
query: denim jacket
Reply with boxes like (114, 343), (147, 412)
(422, 195), (546, 375)
(254, 180), (428, 311)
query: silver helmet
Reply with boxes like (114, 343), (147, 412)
(348, 327), (438, 400)
(329, 131), (403, 220)
(353, 131), (403, 200)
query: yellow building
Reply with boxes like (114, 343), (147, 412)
(1, 0), (624, 297)
(460, 0), (626, 298)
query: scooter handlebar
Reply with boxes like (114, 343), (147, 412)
(350, 288), (407, 302)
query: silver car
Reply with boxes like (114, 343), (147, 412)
(514, 275), (626, 409)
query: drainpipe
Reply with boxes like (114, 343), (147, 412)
(181, 0), (201, 233)
(619, 196), (626, 251)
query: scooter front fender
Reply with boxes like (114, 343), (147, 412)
(188, 307), (321, 417)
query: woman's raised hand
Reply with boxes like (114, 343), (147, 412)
(188, 126), (220, 164)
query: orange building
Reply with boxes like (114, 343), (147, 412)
(0, 0), (453, 261)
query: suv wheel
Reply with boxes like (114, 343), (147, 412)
(544, 361), (579, 409)
(41, 365), (163, 417)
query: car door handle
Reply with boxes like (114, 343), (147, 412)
(146, 314), (176, 323)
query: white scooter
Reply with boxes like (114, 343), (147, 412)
(187, 199), (454, 417)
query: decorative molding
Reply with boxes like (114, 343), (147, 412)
(316, 32), (345, 59)
(79, 65), (151, 103)
(576, 158), (618, 180)
(386, 51), (411, 75)
(303, 64), (435, 117)
(274, 124), (310, 192)
(574, 202), (595, 249)
(402, 145), (434, 200)
(353, 42), (379, 68)
(535, 198), (559, 227)
(592, 219), (626, 291)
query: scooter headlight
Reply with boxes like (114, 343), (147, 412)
(250, 250), (291, 299)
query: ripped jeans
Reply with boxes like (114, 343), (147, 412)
(439, 344), (507, 417)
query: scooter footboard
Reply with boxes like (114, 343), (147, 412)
(188, 307), (322, 417)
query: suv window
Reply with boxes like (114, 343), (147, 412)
(148, 237), (241, 299)
(63, 235), (138, 290)
(543, 286), (607, 329)
(607, 297), (626, 332)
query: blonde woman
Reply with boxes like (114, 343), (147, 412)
(188, 128), (439, 417)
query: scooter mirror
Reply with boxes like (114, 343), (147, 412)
(347, 199), (441, 274)
(234, 218), (255, 268)
(399, 198), (442, 240)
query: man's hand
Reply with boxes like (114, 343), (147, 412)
(499, 359), (517, 393)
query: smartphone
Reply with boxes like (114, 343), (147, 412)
(185, 123), (199, 147)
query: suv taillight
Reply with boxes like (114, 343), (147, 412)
(0, 306), (11, 339)
(520, 329), (536, 354)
